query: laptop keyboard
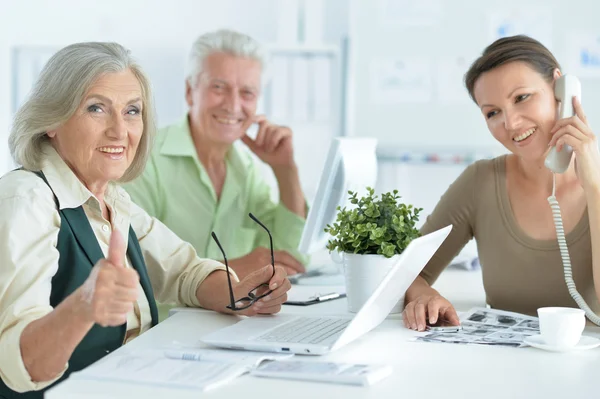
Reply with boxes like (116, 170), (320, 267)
(254, 317), (351, 344)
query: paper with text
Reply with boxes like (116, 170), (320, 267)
(416, 307), (539, 347)
(72, 354), (247, 391)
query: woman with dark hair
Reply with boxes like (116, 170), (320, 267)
(402, 35), (600, 331)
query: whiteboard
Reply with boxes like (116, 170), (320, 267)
(347, 0), (600, 154)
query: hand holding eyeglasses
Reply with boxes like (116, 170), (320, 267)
(211, 213), (291, 315)
(232, 264), (291, 316)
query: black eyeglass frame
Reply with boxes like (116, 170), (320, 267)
(211, 213), (276, 311)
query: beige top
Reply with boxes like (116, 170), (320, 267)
(0, 146), (235, 393)
(420, 156), (599, 317)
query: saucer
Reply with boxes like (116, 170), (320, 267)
(523, 334), (600, 352)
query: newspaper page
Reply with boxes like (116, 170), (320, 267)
(416, 307), (539, 347)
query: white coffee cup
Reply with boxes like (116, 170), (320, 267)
(537, 307), (585, 348)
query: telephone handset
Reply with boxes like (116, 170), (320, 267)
(545, 74), (600, 325)
(544, 74), (581, 173)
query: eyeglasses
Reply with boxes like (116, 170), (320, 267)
(211, 213), (275, 311)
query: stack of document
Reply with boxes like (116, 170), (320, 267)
(71, 348), (293, 392)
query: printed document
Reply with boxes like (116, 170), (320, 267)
(71, 348), (293, 392)
(416, 307), (539, 347)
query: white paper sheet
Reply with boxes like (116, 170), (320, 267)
(163, 348), (293, 367)
(415, 307), (539, 347)
(72, 348), (294, 391)
(72, 354), (247, 391)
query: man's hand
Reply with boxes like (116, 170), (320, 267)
(227, 247), (306, 280)
(241, 115), (296, 169)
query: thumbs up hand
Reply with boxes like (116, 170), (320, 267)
(106, 228), (126, 267)
(77, 229), (140, 327)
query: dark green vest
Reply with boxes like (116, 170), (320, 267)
(0, 171), (158, 399)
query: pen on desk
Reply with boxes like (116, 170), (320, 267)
(165, 350), (203, 361)
(316, 293), (342, 302)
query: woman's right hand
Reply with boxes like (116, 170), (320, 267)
(77, 229), (139, 327)
(402, 293), (459, 332)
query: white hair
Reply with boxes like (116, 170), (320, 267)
(9, 42), (156, 182)
(186, 29), (267, 85)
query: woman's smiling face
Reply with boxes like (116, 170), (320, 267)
(47, 69), (144, 188)
(474, 61), (559, 162)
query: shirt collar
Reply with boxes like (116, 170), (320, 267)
(159, 114), (197, 157)
(227, 142), (251, 180)
(41, 144), (130, 210)
(157, 114), (253, 199)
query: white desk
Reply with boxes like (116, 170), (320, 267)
(47, 282), (600, 398)
(165, 267), (486, 318)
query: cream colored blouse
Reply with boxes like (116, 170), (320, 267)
(0, 146), (235, 392)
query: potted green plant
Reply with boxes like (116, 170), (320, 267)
(324, 187), (422, 312)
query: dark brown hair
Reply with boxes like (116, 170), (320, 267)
(464, 35), (560, 103)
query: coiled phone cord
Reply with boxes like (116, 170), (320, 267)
(548, 173), (600, 325)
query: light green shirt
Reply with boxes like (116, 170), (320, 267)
(123, 116), (308, 264)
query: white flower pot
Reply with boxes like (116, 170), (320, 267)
(335, 252), (405, 313)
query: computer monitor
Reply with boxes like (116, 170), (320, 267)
(298, 137), (378, 254)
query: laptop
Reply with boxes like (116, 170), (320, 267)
(202, 225), (452, 355)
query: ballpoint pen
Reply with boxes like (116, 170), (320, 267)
(315, 293), (344, 302)
(165, 350), (206, 361)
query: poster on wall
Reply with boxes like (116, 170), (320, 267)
(369, 57), (433, 104)
(564, 32), (600, 79)
(487, 8), (553, 52)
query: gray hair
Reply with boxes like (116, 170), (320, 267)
(186, 29), (267, 86)
(9, 42), (156, 182)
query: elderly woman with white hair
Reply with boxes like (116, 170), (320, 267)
(0, 42), (290, 398)
(124, 29), (308, 283)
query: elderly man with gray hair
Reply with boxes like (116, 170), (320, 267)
(125, 29), (308, 283)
